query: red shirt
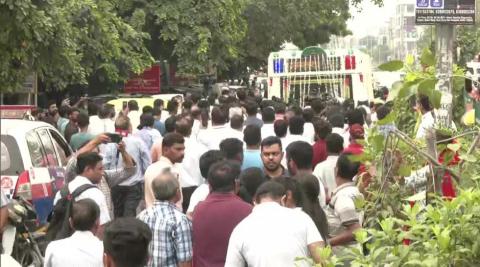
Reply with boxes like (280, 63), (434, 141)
(343, 143), (364, 155)
(312, 139), (328, 167)
(192, 192), (252, 267)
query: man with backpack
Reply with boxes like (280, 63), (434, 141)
(45, 199), (103, 267)
(50, 152), (111, 241)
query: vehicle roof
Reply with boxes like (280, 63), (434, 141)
(1, 119), (53, 135)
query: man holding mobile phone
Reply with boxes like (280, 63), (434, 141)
(102, 115), (151, 218)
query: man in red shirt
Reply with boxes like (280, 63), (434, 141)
(343, 124), (365, 155)
(311, 118), (332, 167)
(192, 160), (252, 267)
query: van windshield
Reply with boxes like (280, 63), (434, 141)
(0, 135), (25, 176)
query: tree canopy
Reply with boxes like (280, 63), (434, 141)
(0, 0), (383, 92)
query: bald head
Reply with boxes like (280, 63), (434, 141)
(152, 171), (179, 201)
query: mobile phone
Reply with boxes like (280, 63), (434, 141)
(106, 133), (122, 143)
(122, 101), (128, 110)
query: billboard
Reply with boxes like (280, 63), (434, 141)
(415, 0), (476, 25)
(124, 65), (161, 94)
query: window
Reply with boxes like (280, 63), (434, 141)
(407, 4), (414, 13)
(26, 131), (46, 167)
(49, 129), (71, 166)
(37, 129), (59, 167)
(0, 135), (24, 176)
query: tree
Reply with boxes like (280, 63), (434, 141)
(0, 0), (153, 92)
(116, 0), (248, 74)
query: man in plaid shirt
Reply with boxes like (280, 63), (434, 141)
(138, 170), (193, 267)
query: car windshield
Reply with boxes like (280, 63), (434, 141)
(0, 135), (25, 176)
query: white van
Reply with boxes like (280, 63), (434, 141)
(1, 119), (72, 223)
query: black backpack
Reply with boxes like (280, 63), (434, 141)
(45, 184), (96, 243)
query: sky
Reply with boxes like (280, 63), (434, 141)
(347, 0), (397, 38)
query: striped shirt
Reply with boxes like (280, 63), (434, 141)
(138, 201), (193, 267)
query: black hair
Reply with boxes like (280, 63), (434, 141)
(313, 118), (332, 140)
(199, 150), (225, 179)
(164, 116), (177, 133)
(274, 119), (288, 137)
(311, 98), (325, 114)
(261, 107), (275, 123)
(275, 176), (303, 207)
(243, 125), (261, 146)
(139, 113), (155, 128)
(153, 107), (162, 117)
(254, 181), (286, 203)
(376, 104), (391, 121)
(236, 89), (247, 101)
(211, 107), (227, 125)
(325, 133), (344, 154)
(71, 199), (100, 231)
(346, 108), (365, 126)
(190, 92), (201, 104)
(99, 105), (111, 119)
(208, 160), (241, 193)
(245, 101), (258, 116)
(153, 99), (164, 109)
(230, 114), (244, 130)
(296, 174), (329, 243)
(162, 133), (185, 148)
(175, 117), (192, 137)
(288, 116), (305, 135)
(77, 112), (90, 128)
(76, 152), (103, 174)
(142, 105), (153, 114)
(337, 153), (360, 181)
(302, 108), (314, 123)
(418, 94), (432, 111)
(167, 100), (179, 114)
(128, 100), (139, 111)
(274, 102), (287, 114)
(220, 138), (244, 160)
(328, 113), (345, 128)
(288, 106), (303, 116)
(238, 168), (268, 204)
(261, 136), (283, 151)
(59, 105), (71, 118)
(87, 102), (99, 116)
(68, 107), (80, 116)
(103, 218), (152, 267)
(183, 100), (193, 111)
(286, 141), (313, 170)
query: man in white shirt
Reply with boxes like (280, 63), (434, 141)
(302, 108), (316, 143)
(186, 150), (225, 219)
(260, 107), (276, 139)
(144, 133), (185, 209)
(286, 141), (327, 207)
(45, 199), (103, 267)
(415, 95), (435, 140)
(127, 100), (141, 133)
(283, 116), (311, 150)
(225, 181), (324, 267)
(54, 152), (111, 234)
(88, 105), (115, 135)
(197, 107), (235, 150)
(329, 113), (349, 148)
(229, 114), (245, 141)
(313, 133), (344, 201)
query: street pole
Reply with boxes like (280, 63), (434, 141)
(434, 24), (455, 128)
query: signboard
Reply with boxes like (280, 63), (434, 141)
(124, 65), (161, 94)
(415, 0), (476, 25)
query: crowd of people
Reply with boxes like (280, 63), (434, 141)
(28, 88), (409, 267)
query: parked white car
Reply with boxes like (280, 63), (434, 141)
(1, 119), (72, 223)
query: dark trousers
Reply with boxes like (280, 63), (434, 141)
(182, 186), (198, 213)
(111, 183), (143, 218)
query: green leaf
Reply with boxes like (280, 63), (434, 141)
(417, 79), (436, 98)
(420, 48), (435, 67)
(446, 143), (461, 152)
(431, 90), (442, 109)
(405, 54), (415, 66)
(437, 228), (451, 250)
(398, 165), (412, 177)
(377, 111), (396, 126)
(378, 60), (404, 71)
(387, 81), (403, 101)
(354, 229), (369, 244)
